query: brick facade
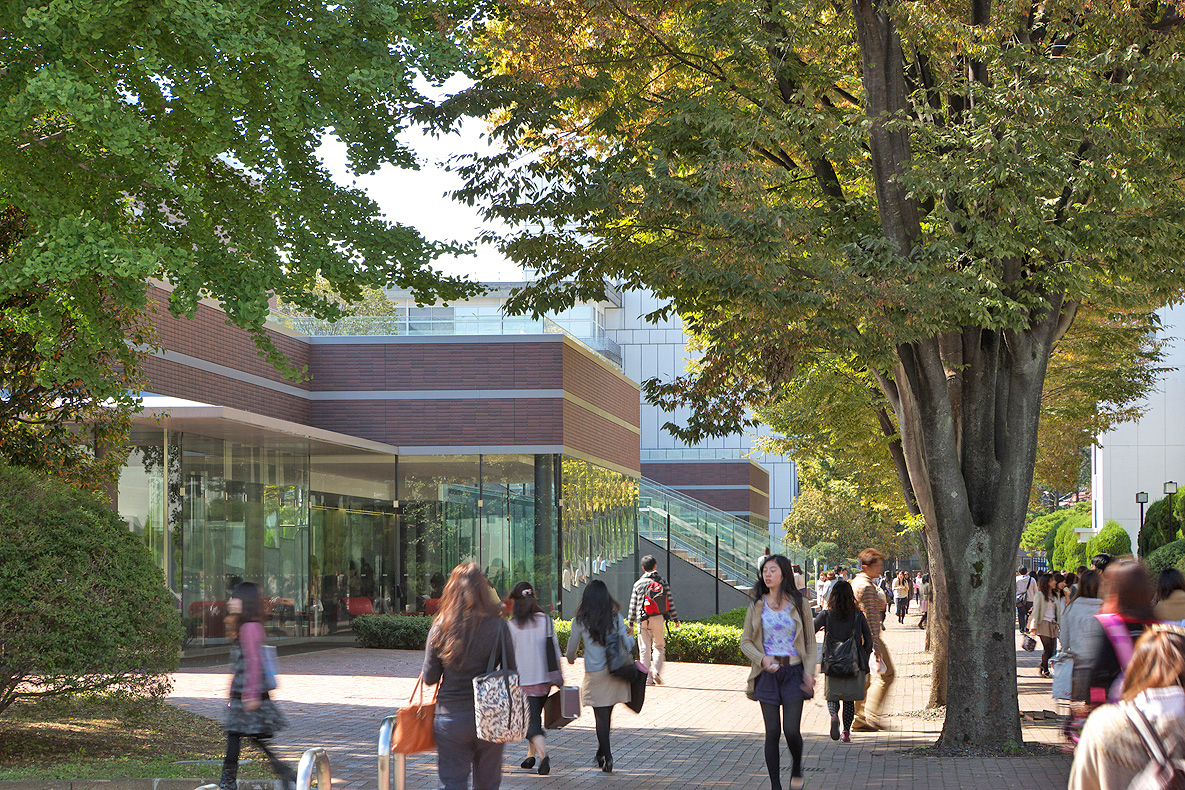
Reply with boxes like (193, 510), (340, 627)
(139, 291), (641, 474)
(641, 459), (770, 520)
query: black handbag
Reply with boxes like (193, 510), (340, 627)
(820, 613), (860, 678)
(605, 618), (639, 682)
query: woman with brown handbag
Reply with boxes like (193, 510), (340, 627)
(422, 564), (516, 790)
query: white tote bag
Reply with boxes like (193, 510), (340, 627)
(473, 629), (527, 743)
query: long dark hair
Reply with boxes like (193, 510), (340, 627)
(1070, 569), (1101, 603)
(1037, 572), (1056, 602)
(431, 563), (503, 668)
(828, 579), (858, 621)
(232, 581), (262, 623)
(753, 555), (804, 612)
(574, 579), (620, 646)
(1099, 560), (1155, 621)
(509, 580), (545, 626)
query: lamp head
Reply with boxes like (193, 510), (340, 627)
(1166, 481), (1179, 495)
(1136, 491), (1149, 504)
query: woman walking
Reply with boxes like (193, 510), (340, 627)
(813, 579), (872, 744)
(893, 572), (910, 624)
(741, 555), (817, 790)
(1153, 568), (1185, 626)
(220, 582), (296, 790)
(1056, 569), (1102, 701)
(565, 579), (633, 773)
(1073, 560), (1157, 704)
(507, 581), (562, 775)
(1029, 573), (1061, 678)
(422, 563), (516, 790)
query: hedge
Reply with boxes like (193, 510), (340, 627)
(353, 614), (434, 649)
(696, 607), (747, 629)
(354, 613), (747, 665)
(1147, 539), (1185, 575)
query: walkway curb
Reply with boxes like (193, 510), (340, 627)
(0, 781), (285, 790)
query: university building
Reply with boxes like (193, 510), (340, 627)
(114, 282), (779, 650)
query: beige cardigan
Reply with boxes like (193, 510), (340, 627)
(1069, 695), (1185, 790)
(740, 596), (818, 700)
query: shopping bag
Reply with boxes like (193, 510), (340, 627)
(393, 676), (438, 754)
(473, 630), (527, 743)
(543, 685), (580, 729)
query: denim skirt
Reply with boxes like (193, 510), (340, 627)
(753, 662), (806, 705)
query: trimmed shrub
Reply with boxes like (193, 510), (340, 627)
(0, 461), (181, 717)
(352, 614), (433, 649)
(696, 607), (747, 629)
(1086, 521), (1132, 559)
(1139, 498), (1178, 557)
(1147, 539), (1185, 575)
(664, 622), (747, 665)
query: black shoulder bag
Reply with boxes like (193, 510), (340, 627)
(820, 612), (860, 678)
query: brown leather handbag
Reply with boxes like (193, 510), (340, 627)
(394, 676), (438, 754)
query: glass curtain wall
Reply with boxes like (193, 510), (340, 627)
(560, 458), (639, 613)
(178, 435), (310, 646)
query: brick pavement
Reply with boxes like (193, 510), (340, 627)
(168, 608), (1072, 789)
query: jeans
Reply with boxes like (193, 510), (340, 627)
(434, 710), (505, 790)
(639, 615), (666, 677)
(1017, 603), (1032, 632)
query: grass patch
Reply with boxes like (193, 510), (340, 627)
(0, 694), (272, 780)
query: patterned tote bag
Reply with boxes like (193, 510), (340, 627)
(473, 628), (527, 743)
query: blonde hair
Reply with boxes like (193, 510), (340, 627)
(1122, 625), (1185, 702)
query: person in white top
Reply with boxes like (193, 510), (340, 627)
(1015, 566), (1037, 632)
(507, 582), (563, 775)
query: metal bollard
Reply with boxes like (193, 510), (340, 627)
(295, 747), (331, 789)
(377, 713), (407, 790)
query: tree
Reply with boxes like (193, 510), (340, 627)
(1, 0), (483, 486)
(431, 0), (1185, 746)
(0, 460), (180, 715)
(781, 486), (902, 564)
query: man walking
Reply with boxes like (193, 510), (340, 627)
(1015, 566), (1037, 632)
(851, 547), (894, 732)
(627, 555), (679, 685)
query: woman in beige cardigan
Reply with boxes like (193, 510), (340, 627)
(1029, 573), (1061, 678)
(741, 555), (818, 790)
(1069, 626), (1185, 790)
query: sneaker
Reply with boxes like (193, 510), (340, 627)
(829, 713), (840, 740)
(841, 731), (851, 743)
(645, 677), (656, 686)
(652, 672), (663, 685)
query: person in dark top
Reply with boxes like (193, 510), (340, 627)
(813, 579), (873, 743)
(1072, 560), (1156, 704)
(422, 563), (516, 790)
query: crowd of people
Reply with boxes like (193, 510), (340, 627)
(213, 543), (1185, 790)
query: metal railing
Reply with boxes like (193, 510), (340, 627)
(296, 747), (331, 789)
(269, 311), (623, 367)
(377, 714), (407, 790)
(638, 478), (767, 589)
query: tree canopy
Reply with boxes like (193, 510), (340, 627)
(431, 0), (1185, 746)
(1, 0), (483, 485)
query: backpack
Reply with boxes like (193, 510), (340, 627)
(641, 578), (670, 620)
(1123, 703), (1185, 790)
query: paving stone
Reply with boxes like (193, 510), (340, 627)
(160, 610), (1072, 789)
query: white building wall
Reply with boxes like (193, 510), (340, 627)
(1092, 303), (1185, 555)
(604, 290), (799, 544)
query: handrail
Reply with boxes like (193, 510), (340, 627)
(377, 714), (407, 790)
(295, 747), (331, 789)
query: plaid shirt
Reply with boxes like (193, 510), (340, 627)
(627, 570), (678, 624)
(851, 571), (886, 652)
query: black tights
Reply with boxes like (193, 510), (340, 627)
(1039, 635), (1057, 671)
(222, 732), (294, 784)
(760, 699), (804, 790)
(593, 706), (613, 758)
(827, 700), (854, 732)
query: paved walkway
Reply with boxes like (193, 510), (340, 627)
(168, 608), (1072, 789)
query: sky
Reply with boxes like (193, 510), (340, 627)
(316, 75), (527, 284)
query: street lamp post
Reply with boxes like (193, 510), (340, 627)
(1137, 491), (1149, 536)
(1166, 482), (1179, 536)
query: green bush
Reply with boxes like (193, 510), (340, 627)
(0, 460), (181, 718)
(1147, 539), (1185, 575)
(696, 607), (748, 629)
(1086, 521), (1132, 559)
(664, 622), (747, 665)
(1139, 498), (1179, 557)
(352, 614), (433, 649)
